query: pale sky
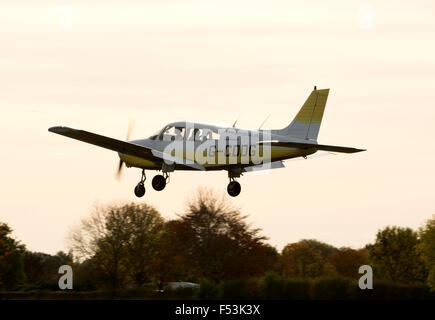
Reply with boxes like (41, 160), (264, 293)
(1, 0), (434, 255)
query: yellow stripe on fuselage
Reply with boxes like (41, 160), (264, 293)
(120, 146), (316, 170)
(121, 155), (160, 169)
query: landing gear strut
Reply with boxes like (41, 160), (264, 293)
(134, 169), (146, 197)
(227, 169), (242, 197)
(152, 172), (169, 191)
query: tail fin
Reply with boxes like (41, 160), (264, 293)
(275, 88), (329, 141)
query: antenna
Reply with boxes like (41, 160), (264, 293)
(258, 113), (271, 130)
(232, 115), (240, 128)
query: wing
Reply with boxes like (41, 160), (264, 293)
(261, 141), (366, 153)
(49, 126), (155, 158)
(48, 126), (205, 170)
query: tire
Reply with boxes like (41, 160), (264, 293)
(134, 183), (145, 197)
(227, 181), (241, 197)
(152, 175), (166, 191)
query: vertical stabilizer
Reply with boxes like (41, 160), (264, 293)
(275, 88), (329, 141)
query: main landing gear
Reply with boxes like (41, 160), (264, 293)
(134, 169), (170, 197)
(134, 169), (146, 197)
(227, 169), (242, 197)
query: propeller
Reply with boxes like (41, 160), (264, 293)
(116, 119), (135, 181)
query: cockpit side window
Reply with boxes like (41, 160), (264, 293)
(194, 128), (203, 141)
(201, 129), (220, 141)
(186, 128), (203, 141)
(174, 127), (185, 140)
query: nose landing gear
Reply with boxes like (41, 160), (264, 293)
(134, 169), (146, 197)
(227, 179), (241, 197)
(227, 168), (242, 197)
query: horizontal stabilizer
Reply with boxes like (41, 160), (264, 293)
(260, 141), (366, 154)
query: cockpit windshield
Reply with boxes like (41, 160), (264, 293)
(151, 124), (221, 141)
(162, 126), (185, 141)
(148, 129), (162, 140)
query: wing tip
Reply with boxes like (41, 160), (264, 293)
(48, 126), (73, 133)
(48, 126), (60, 132)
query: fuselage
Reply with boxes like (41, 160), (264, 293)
(119, 121), (317, 170)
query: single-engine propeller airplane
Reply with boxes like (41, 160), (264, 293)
(49, 87), (365, 197)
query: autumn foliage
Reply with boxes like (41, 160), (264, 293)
(0, 191), (434, 299)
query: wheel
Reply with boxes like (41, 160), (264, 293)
(152, 175), (166, 191)
(134, 183), (145, 197)
(227, 181), (241, 197)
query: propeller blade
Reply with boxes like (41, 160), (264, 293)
(116, 119), (135, 181)
(126, 118), (135, 141)
(116, 159), (124, 181)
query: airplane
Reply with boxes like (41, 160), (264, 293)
(48, 87), (365, 197)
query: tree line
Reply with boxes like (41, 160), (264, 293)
(0, 189), (434, 299)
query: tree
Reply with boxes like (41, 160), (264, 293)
(280, 241), (337, 278)
(244, 243), (279, 277)
(72, 258), (99, 291)
(0, 222), (25, 290)
(366, 226), (426, 283)
(419, 215), (435, 291)
(169, 188), (274, 282)
(123, 204), (164, 286)
(91, 206), (130, 289)
(299, 239), (338, 259)
(327, 248), (369, 279)
(68, 202), (164, 289)
(152, 220), (197, 289)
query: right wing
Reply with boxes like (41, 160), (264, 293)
(48, 126), (205, 170)
(49, 126), (156, 159)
